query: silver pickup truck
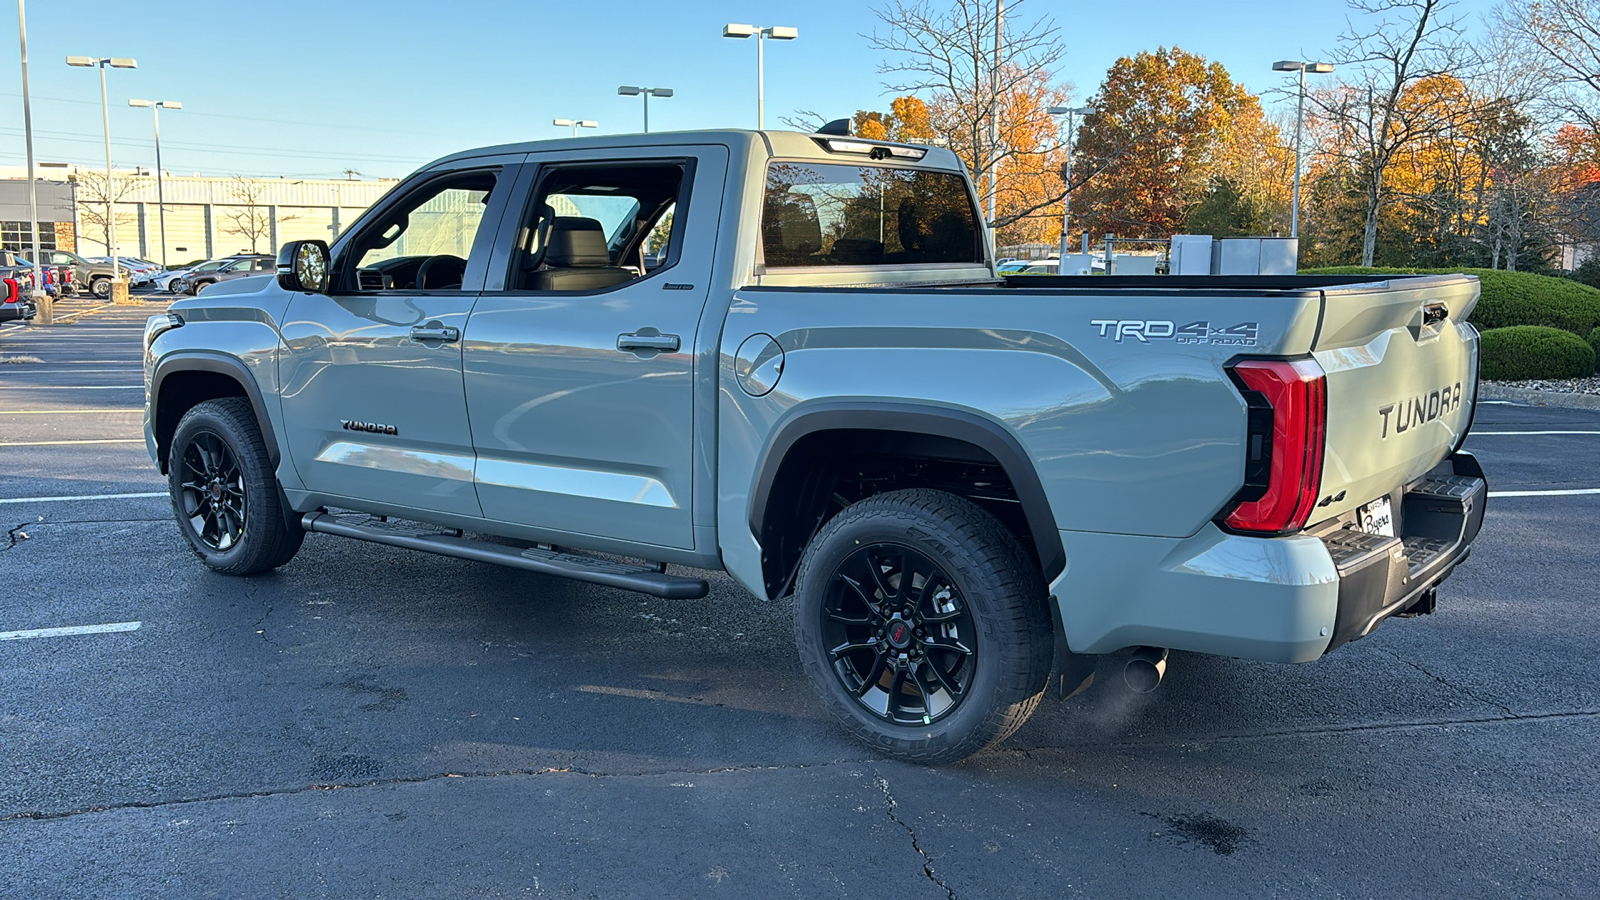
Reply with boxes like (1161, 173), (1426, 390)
(143, 129), (1486, 763)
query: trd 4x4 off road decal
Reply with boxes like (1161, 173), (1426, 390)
(1091, 319), (1259, 346)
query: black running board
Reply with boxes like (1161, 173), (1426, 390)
(301, 511), (709, 600)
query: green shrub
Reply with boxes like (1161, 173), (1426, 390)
(1301, 266), (1600, 336)
(1478, 326), (1597, 381)
(1589, 327), (1600, 372)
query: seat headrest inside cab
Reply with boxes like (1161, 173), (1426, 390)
(544, 217), (611, 267)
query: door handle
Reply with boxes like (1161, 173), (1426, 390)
(410, 323), (460, 343)
(617, 330), (680, 353)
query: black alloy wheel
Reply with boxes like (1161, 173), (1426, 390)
(793, 489), (1053, 764)
(823, 543), (978, 726)
(177, 430), (247, 552)
(168, 397), (304, 575)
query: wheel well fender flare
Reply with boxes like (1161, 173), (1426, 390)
(151, 352), (279, 473)
(748, 402), (1065, 581)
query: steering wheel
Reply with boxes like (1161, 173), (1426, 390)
(415, 254), (467, 290)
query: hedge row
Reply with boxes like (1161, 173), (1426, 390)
(1302, 267), (1600, 336)
(1479, 326), (1597, 381)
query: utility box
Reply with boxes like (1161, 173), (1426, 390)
(1169, 235), (1214, 275)
(1211, 237), (1299, 275)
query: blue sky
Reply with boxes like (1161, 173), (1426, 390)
(3, 0), (1499, 181)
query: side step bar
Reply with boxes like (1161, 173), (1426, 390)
(301, 511), (710, 600)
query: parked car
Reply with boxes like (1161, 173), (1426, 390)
(90, 256), (161, 287)
(0, 265), (37, 323)
(1, 250), (68, 297)
(144, 128), (1487, 764)
(38, 250), (116, 299)
(157, 257), (239, 293)
(178, 255), (273, 295)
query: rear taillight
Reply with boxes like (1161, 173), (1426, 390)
(1220, 358), (1327, 535)
(3, 278), (17, 304)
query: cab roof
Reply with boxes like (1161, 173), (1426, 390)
(427, 129), (967, 176)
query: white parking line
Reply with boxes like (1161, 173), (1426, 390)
(1474, 431), (1600, 436)
(0, 409), (142, 415)
(0, 491), (164, 505)
(1489, 488), (1600, 497)
(0, 439), (143, 447)
(0, 385), (143, 390)
(0, 621), (141, 641)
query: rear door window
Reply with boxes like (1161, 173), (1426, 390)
(761, 162), (982, 267)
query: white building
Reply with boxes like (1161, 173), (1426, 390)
(0, 166), (397, 264)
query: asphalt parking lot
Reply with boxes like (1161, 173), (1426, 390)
(1, 300), (1597, 898)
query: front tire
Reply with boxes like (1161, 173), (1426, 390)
(168, 397), (303, 575)
(793, 489), (1053, 764)
(90, 277), (111, 299)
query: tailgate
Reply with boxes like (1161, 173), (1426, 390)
(1311, 275), (1480, 525)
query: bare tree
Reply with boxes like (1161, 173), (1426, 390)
(220, 177), (297, 254)
(866, 0), (1078, 229)
(1311, 0), (1477, 265)
(1498, 0), (1600, 128)
(71, 170), (139, 255)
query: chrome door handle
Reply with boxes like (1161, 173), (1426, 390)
(617, 330), (680, 353)
(410, 324), (460, 343)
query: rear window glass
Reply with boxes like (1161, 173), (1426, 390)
(762, 162), (981, 267)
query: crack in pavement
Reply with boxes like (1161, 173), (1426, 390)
(873, 768), (958, 900)
(1005, 707), (1600, 754)
(1378, 646), (1519, 718)
(2, 521), (29, 552)
(0, 757), (877, 824)
(249, 584), (283, 650)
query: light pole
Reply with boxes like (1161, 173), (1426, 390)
(17, 1), (50, 322)
(553, 118), (598, 137)
(128, 99), (179, 268)
(722, 24), (797, 130)
(1047, 105), (1091, 272)
(617, 86), (673, 133)
(66, 54), (136, 287)
(1272, 60), (1333, 239)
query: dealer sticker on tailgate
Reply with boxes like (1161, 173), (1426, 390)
(1359, 496), (1396, 537)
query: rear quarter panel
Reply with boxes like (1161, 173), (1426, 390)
(717, 285), (1323, 596)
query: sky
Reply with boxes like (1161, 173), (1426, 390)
(3, 0), (1502, 183)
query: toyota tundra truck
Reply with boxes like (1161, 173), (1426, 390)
(142, 129), (1486, 763)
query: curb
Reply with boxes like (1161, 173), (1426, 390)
(1480, 384), (1600, 410)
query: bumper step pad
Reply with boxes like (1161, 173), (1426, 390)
(1320, 452), (1488, 652)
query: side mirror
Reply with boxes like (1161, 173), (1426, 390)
(277, 240), (331, 293)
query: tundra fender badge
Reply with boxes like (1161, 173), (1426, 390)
(340, 419), (398, 435)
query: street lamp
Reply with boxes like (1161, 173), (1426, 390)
(17, 0), (48, 321)
(553, 118), (598, 137)
(66, 54), (136, 287)
(617, 86), (673, 133)
(128, 99), (180, 268)
(722, 23), (797, 130)
(1047, 105), (1091, 271)
(1272, 60), (1334, 240)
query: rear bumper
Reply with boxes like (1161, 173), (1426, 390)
(1050, 451), (1487, 664)
(1319, 451), (1487, 652)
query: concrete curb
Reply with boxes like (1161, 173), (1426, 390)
(1480, 383), (1600, 410)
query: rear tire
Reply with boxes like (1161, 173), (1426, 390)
(168, 397), (303, 575)
(793, 488), (1052, 764)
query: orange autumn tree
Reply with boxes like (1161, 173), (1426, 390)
(1072, 47), (1284, 241)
